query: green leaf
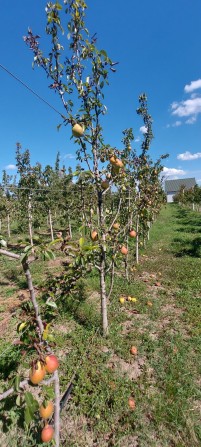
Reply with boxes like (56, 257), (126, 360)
(24, 406), (34, 426)
(46, 301), (57, 309)
(14, 375), (21, 392)
(47, 334), (55, 342)
(100, 49), (108, 58)
(24, 391), (34, 407)
(42, 323), (51, 340)
(79, 237), (85, 248)
(20, 252), (28, 263)
(16, 394), (22, 407)
(48, 238), (61, 246)
(55, 2), (62, 10)
(24, 245), (33, 253)
(24, 391), (39, 413)
(45, 249), (55, 260)
(81, 244), (98, 252)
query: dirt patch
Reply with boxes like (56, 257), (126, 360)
(0, 289), (30, 337)
(61, 413), (95, 447)
(121, 320), (133, 335)
(55, 321), (77, 335)
(161, 303), (184, 317)
(117, 435), (139, 447)
(107, 353), (145, 380)
(48, 258), (64, 268)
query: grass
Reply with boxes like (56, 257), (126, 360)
(0, 204), (201, 446)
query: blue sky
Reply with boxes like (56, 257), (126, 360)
(1, 0), (201, 182)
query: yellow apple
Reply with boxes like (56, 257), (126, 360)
(72, 123), (84, 137)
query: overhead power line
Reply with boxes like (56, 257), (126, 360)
(0, 63), (64, 117)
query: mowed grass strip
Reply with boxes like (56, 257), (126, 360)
(0, 204), (200, 447)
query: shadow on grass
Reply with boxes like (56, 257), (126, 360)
(172, 236), (201, 257)
(0, 346), (21, 380)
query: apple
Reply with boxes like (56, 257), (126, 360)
(130, 346), (138, 355)
(129, 230), (136, 238)
(45, 355), (59, 374)
(91, 230), (98, 241)
(39, 401), (54, 420)
(109, 156), (123, 168)
(128, 397), (136, 410)
(120, 245), (128, 255)
(112, 222), (120, 230)
(119, 297), (125, 304)
(29, 361), (46, 385)
(115, 158), (124, 168)
(109, 155), (118, 166)
(41, 425), (54, 443)
(72, 123), (84, 137)
(101, 180), (110, 190)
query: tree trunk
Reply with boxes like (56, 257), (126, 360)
(100, 253), (108, 336)
(28, 195), (34, 247)
(49, 209), (54, 241)
(98, 191), (108, 336)
(7, 214), (11, 238)
(107, 260), (115, 300)
(68, 216), (72, 239)
(136, 214), (139, 264)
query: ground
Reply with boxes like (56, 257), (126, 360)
(0, 204), (200, 446)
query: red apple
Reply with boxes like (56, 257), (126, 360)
(120, 246), (128, 255)
(45, 355), (59, 374)
(129, 230), (136, 238)
(41, 425), (54, 443)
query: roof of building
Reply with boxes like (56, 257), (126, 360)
(164, 178), (196, 193)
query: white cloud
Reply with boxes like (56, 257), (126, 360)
(5, 164), (16, 170)
(63, 153), (75, 159)
(185, 116), (196, 124)
(166, 121), (182, 128)
(184, 79), (201, 93)
(163, 167), (186, 177)
(177, 151), (201, 161)
(171, 97), (201, 118)
(172, 120), (182, 127)
(139, 126), (147, 134)
(135, 136), (140, 142)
